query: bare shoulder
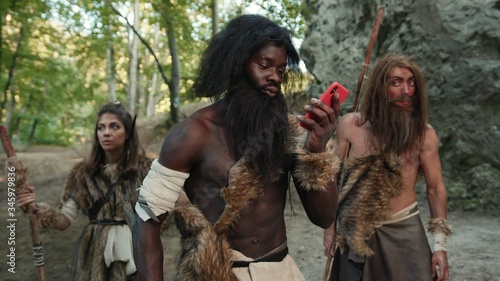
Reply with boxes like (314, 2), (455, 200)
(338, 112), (365, 135)
(339, 112), (360, 125)
(424, 124), (439, 145)
(159, 104), (222, 170)
(421, 124), (440, 156)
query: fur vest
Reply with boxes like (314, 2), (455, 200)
(335, 152), (404, 257)
(61, 155), (152, 281)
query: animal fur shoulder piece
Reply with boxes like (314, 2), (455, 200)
(60, 156), (152, 213)
(173, 158), (260, 281)
(335, 152), (404, 257)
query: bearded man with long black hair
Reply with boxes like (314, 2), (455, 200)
(324, 54), (451, 281)
(133, 14), (341, 280)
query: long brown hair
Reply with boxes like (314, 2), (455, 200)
(84, 102), (145, 175)
(359, 54), (428, 155)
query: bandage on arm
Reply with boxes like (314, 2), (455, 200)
(135, 159), (189, 221)
(428, 218), (452, 252)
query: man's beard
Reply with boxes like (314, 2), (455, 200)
(386, 95), (422, 155)
(225, 84), (289, 184)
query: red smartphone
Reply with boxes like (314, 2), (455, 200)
(300, 82), (349, 130)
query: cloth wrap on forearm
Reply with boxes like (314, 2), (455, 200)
(135, 159), (189, 221)
(427, 217), (452, 252)
(292, 138), (340, 191)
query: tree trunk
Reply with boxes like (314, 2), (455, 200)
(127, 0), (140, 115)
(1, 24), (23, 123)
(27, 78), (47, 146)
(165, 9), (180, 125)
(106, 12), (117, 103)
(147, 23), (161, 117)
(212, 0), (219, 36)
(106, 43), (117, 102)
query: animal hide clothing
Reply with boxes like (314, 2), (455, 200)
(135, 159), (189, 221)
(58, 156), (152, 281)
(329, 203), (436, 281)
(335, 152), (404, 257)
(171, 115), (339, 280)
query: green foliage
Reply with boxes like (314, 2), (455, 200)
(0, 0), (309, 147)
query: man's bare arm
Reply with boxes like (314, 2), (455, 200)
(421, 126), (449, 281)
(133, 213), (167, 280)
(294, 97), (340, 228)
(133, 117), (209, 279)
(294, 179), (338, 228)
(421, 126), (447, 221)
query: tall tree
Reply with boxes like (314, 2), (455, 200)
(212, 0), (219, 36)
(106, 13), (117, 102)
(162, 1), (181, 125)
(127, 0), (140, 115)
(146, 22), (161, 117)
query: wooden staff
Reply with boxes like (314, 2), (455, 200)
(1, 125), (46, 281)
(323, 6), (386, 281)
(322, 254), (333, 281)
(352, 5), (386, 112)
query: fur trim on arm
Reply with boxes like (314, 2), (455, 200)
(292, 138), (340, 191)
(37, 202), (62, 228)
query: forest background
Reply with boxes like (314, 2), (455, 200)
(2, 0), (499, 215)
(1, 0), (499, 280)
(2, 0), (302, 145)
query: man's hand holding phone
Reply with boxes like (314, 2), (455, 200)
(299, 82), (349, 131)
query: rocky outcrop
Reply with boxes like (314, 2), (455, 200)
(301, 0), (500, 214)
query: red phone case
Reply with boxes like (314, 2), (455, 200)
(300, 82), (349, 129)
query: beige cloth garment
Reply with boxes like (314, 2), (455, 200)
(103, 225), (136, 275)
(231, 248), (305, 281)
(374, 201), (419, 228)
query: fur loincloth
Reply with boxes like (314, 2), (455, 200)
(335, 152), (404, 257)
(173, 115), (339, 280)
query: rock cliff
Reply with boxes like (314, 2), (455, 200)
(300, 0), (500, 214)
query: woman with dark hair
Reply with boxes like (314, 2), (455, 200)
(18, 102), (152, 280)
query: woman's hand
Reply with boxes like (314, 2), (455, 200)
(17, 185), (37, 213)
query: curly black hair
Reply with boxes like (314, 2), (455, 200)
(193, 14), (302, 98)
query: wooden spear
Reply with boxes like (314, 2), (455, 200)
(323, 6), (386, 281)
(352, 5), (386, 112)
(1, 125), (46, 281)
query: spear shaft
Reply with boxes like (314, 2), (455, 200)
(352, 6), (385, 112)
(1, 125), (46, 281)
(323, 6), (385, 281)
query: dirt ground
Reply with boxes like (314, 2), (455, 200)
(0, 143), (499, 281)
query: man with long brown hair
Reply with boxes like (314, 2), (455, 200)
(324, 54), (451, 281)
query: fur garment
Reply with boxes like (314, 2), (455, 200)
(45, 155), (151, 281)
(335, 152), (404, 257)
(427, 218), (452, 236)
(293, 138), (339, 191)
(173, 115), (339, 280)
